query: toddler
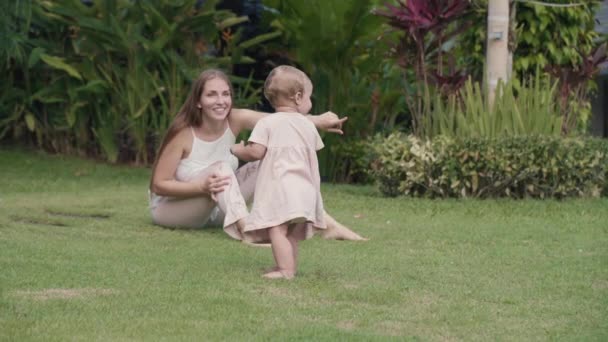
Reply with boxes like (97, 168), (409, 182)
(230, 65), (326, 279)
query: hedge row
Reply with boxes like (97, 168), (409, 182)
(370, 133), (608, 198)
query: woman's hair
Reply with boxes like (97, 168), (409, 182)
(150, 69), (233, 189)
(264, 65), (309, 108)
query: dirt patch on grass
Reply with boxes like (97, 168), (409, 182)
(11, 216), (68, 227)
(258, 286), (302, 300)
(13, 288), (117, 301)
(45, 209), (111, 219)
(592, 280), (608, 290)
(375, 320), (405, 337)
(337, 320), (357, 331)
(342, 282), (359, 290)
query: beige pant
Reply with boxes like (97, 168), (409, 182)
(150, 161), (259, 238)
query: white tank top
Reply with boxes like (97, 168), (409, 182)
(175, 126), (239, 182)
(149, 126), (239, 211)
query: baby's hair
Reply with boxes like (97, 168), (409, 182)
(264, 65), (310, 108)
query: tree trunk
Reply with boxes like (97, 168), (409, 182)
(507, 0), (516, 80)
(486, 0), (510, 108)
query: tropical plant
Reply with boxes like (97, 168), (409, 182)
(263, 0), (398, 180)
(374, 0), (473, 136)
(425, 71), (563, 139)
(545, 43), (608, 134)
(0, 1), (71, 149)
(457, 0), (601, 79)
(1, 0), (275, 164)
(455, 0), (603, 134)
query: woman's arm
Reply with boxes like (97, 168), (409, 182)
(230, 108), (348, 134)
(231, 141), (266, 162)
(151, 130), (229, 197)
(228, 108), (267, 135)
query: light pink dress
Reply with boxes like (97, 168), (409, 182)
(244, 112), (327, 239)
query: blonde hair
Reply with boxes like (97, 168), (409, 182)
(263, 65), (310, 108)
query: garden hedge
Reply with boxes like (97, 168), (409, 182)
(370, 133), (608, 199)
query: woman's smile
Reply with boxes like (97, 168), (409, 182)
(199, 78), (232, 121)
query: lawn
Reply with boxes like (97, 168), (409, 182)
(1, 147), (607, 341)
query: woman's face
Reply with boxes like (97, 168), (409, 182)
(198, 77), (232, 122)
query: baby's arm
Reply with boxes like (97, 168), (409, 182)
(231, 108), (347, 134)
(231, 141), (267, 162)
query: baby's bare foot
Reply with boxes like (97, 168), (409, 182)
(262, 270), (294, 280)
(261, 265), (280, 273)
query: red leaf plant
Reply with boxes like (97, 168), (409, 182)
(374, 0), (472, 135)
(545, 43), (608, 134)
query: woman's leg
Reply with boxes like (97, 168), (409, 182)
(317, 212), (368, 241)
(151, 163), (226, 228)
(233, 161), (271, 245)
(151, 162), (248, 237)
(151, 195), (216, 229)
(206, 162), (249, 240)
(234, 161), (259, 204)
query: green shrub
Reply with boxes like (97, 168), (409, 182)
(370, 133), (608, 198)
(426, 74), (563, 139)
(328, 137), (380, 184)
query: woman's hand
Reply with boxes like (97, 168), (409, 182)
(310, 111), (348, 134)
(201, 173), (231, 201)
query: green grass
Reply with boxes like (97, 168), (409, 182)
(1, 147), (607, 341)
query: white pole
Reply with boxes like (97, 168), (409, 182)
(486, 0), (510, 107)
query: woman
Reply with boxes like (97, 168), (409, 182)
(149, 69), (366, 242)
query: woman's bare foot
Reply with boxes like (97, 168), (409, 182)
(319, 215), (368, 241)
(262, 270), (294, 280)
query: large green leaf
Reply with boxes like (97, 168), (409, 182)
(238, 31), (282, 49)
(40, 54), (82, 80)
(217, 16), (249, 30)
(25, 112), (36, 131)
(27, 47), (45, 68)
(75, 80), (108, 94)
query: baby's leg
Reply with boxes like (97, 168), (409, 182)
(263, 223), (307, 274)
(287, 223), (308, 270)
(264, 224), (295, 279)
